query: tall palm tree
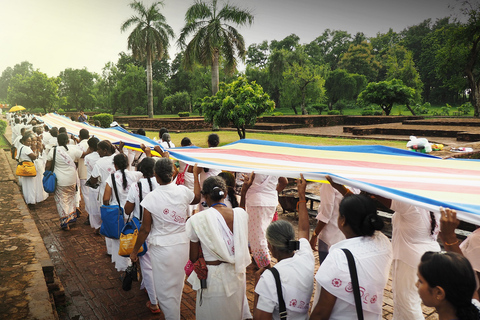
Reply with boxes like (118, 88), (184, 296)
(121, 1), (174, 118)
(178, 0), (254, 95)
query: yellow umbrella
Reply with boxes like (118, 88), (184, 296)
(9, 105), (26, 112)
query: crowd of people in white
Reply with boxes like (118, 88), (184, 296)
(7, 111), (480, 320)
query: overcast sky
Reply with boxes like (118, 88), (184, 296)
(0, 0), (458, 78)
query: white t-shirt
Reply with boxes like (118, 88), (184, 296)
(84, 152), (100, 179)
(77, 139), (89, 180)
(42, 131), (52, 145)
(255, 238), (315, 319)
(461, 228), (480, 273)
(160, 140), (175, 149)
(17, 145), (33, 162)
(47, 145), (82, 186)
(245, 174), (279, 207)
(105, 170), (143, 207)
(314, 232), (392, 319)
(390, 200), (441, 268)
(125, 177), (160, 221)
(141, 183), (194, 247)
(91, 154), (116, 202)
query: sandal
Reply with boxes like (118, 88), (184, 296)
(146, 301), (161, 314)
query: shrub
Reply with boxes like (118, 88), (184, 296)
(178, 112), (190, 117)
(458, 102), (472, 115)
(272, 112), (284, 116)
(163, 92), (190, 114)
(92, 113), (113, 128)
(132, 106), (146, 115)
(309, 103), (327, 115)
(57, 108), (65, 114)
(412, 103), (430, 115)
(0, 119), (7, 136)
(361, 105), (383, 116)
(327, 110), (341, 115)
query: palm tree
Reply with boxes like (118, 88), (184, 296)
(121, 1), (174, 118)
(178, 0), (254, 95)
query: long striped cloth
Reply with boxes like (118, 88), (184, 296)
(168, 139), (480, 225)
(38, 113), (161, 154)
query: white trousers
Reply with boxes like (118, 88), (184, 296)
(139, 249), (157, 306)
(392, 259), (424, 320)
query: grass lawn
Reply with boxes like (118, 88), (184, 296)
(0, 134), (10, 148)
(145, 130), (407, 149)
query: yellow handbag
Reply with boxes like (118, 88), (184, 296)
(16, 161), (37, 177)
(118, 227), (144, 257)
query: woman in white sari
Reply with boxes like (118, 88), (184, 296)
(186, 176), (252, 320)
(130, 159), (201, 319)
(45, 133), (83, 230)
(17, 133), (37, 204)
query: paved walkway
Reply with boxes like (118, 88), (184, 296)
(0, 122), (440, 320)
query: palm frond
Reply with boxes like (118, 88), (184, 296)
(218, 4), (254, 26)
(185, 1), (212, 23)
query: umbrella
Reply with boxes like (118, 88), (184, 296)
(9, 105), (26, 112)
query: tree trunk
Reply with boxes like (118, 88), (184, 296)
(301, 90), (308, 115)
(405, 103), (416, 116)
(466, 70), (480, 117)
(211, 50), (220, 96)
(146, 50), (154, 118)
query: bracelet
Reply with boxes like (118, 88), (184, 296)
(296, 200), (307, 211)
(444, 239), (459, 246)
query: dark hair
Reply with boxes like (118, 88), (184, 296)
(138, 157), (155, 191)
(59, 127), (67, 134)
(218, 172), (239, 208)
(339, 194), (384, 237)
(20, 132), (34, 144)
(154, 158), (173, 183)
(419, 251), (480, 320)
(57, 133), (69, 150)
(15, 118), (20, 124)
(113, 153), (128, 190)
(79, 129), (89, 140)
(136, 128), (146, 136)
(87, 137), (99, 151)
(202, 176), (226, 202)
(159, 127), (168, 139)
(208, 133), (219, 147)
(50, 127), (58, 137)
(162, 133), (171, 148)
(181, 137), (192, 147)
(94, 120), (101, 127)
(97, 140), (115, 155)
(429, 211), (437, 236)
(44, 125), (50, 132)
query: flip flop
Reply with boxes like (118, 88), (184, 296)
(146, 301), (161, 314)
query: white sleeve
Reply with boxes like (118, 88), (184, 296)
(316, 184), (336, 223)
(254, 270), (278, 313)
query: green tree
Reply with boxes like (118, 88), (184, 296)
(357, 79), (416, 115)
(305, 29), (352, 69)
(200, 76), (274, 139)
(282, 62), (326, 115)
(7, 71), (59, 112)
(325, 69), (367, 109)
(338, 41), (381, 82)
(58, 68), (96, 111)
(111, 64), (146, 115)
(246, 40), (270, 68)
(0, 61), (34, 100)
(121, 1), (174, 118)
(163, 91), (190, 114)
(178, 0), (254, 95)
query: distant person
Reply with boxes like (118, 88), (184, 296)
(181, 137), (193, 147)
(160, 133), (175, 149)
(78, 111), (88, 122)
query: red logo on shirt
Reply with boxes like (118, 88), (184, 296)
(289, 299), (297, 307)
(332, 278), (342, 287)
(163, 208), (169, 215)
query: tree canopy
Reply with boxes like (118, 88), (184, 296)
(357, 79), (415, 115)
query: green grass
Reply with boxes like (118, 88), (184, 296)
(0, 134), (10, 148)
(146, 130), (406, 149)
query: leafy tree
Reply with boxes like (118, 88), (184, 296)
(246, 40), (270, 68)
(325, 69), (367, 109)
(7, 71), (59, 113)
(58, 68), (96, 111)
(0, 61), (34, 100)
(270, 34), (300, 51)
(305, 29), (352, 69)
(200, 76), (274, 139)
(178, 0), (254, 95)
(338, 41), (381, 82)
(357, 79), (415, 115)
(163, 91), (190, 114)
(121, 1), (174, 118)
(111, 64), (146, 115)
(435, 1), (480, 116)
(282, 62), (326, 115)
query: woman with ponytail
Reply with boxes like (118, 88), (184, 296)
(124, 157), (160, 314)
(417, 251), (480, 320)
(310, 178), (392, 320)
(103, 153), (142, 272)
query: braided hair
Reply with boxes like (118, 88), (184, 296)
(339, 194), (384, 237)
(138, 157), (155, 192)
(113, 153), (128, 190)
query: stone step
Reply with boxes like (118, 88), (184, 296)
(345, 123), (475, 139)
(403, 118), (480, 127)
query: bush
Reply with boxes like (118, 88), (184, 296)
(458, 102), (472, 115)
(178, 112), (190, 117)
(132, 106), (146, 115)
(361, 105), (383, 116)
(92, 113), (113, 128)
(412, 103), (430, 115)
(327, 110), (341, 115)
(0, 119), (7, 136)
(163, 92), (190, 114)
(309, 103), (327, 115)
(272, 112), (284, 116)
(57, 108), (65, 114)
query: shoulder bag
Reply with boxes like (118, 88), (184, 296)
(118, 181), (147, 257)
(100, 173), (126, 239)
(16, 146), (37, 177)
(341, 248), (364, 320)
(43, 147), (57, 193)
(269, 267), (288, 320)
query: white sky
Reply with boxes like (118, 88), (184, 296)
(0, 0), (457, 78)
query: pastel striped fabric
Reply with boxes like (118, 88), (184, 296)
(38, 113), (161, 155)
(168, 139), (480, 225)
